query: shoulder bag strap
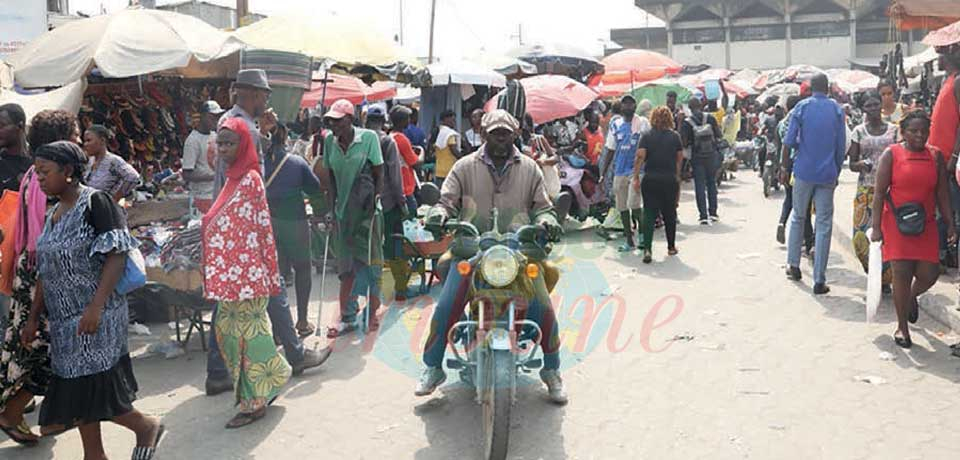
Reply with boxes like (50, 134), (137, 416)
(265, 154), (291, 189)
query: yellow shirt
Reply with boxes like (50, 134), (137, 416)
(435, 134), (459, 178)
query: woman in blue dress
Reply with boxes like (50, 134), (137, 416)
(21, 141), (163, 460)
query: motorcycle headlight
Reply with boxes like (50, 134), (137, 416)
(480, 246), (520, 288)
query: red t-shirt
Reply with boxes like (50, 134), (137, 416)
(582, 127), (604, 165)
(930, 73), (958, 159)
(391, 132), (419, 196)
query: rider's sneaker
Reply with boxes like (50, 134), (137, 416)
(414, 367), (446, 396)
(539, 369), (569, 405)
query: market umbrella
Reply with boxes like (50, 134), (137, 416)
(7, 8), (244, 88)
(484, 74), (598, 125)
(758, 83), (801, 107)
(601, 49), (683, 75)
(234, 15), (417, 69)
(828, 69), (880, 94)
(508, 42), (603, 78)
(923, 18), (960, 47)
(627, 82), (692, 109)
(473, 52), (538, 78)
(587, 49), (683, 97)
(300, 73), (396, 108)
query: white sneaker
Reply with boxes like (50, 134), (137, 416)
(414, 367), (446, 396)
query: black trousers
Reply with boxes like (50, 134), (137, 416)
(640, 175), (679, 251)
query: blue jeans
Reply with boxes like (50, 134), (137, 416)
(341, 265), (382, 324)
(787, 178), (836, 285)
(207, 281), (305, 380)
(422, 262), (560, 371)
(692, 157), (718, 220)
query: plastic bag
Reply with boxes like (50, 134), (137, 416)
(865, 228), (882, 322)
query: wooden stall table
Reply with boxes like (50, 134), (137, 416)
(145, 267), (212, 350)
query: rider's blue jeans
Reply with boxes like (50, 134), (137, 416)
(422, 261), (561, 371)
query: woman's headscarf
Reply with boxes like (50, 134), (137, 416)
(637, 99), (653, 118)
(33, 141), (87, 180)
(202, 117), (260, 228)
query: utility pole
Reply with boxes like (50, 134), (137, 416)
(399, 0), (404, 46)
(236, 0), (248, 27)
(510, 24), (523, 46)
(428, 0), (437, 63)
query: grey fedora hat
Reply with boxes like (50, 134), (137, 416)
(235, 69), (272, 92)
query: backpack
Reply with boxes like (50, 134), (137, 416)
(686, 115), (717, 158)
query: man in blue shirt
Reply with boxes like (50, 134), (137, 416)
(782, 73), (846, 295)
(600, 95), (651, 251)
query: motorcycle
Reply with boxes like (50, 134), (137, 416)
(426, 209), (557, 460)
(760, 135), (782, 197)
(733, 140), (757, 170)
(555, 154), (610, 225)
(715, 140), (738, 186)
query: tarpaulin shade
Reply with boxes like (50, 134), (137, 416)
(0, 79), (87, 122)
(233, 15), (416, 68)
(485, 74), (598, 125)
(627, 83), (692, 109)
(7, 8), (243, 88)
(426, 60), (506, 87)
(300, 73), (397, 108)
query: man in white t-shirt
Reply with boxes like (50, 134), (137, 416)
(181, 100), (222, 200)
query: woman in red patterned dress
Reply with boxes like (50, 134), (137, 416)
(871, 111), (956, 349)
(202, 118), (290, 428)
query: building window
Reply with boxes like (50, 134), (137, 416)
(791, 22), (850, 39)
(731, 25), (787, 41)
(47, 0), (63, 13)
(857, 28), (906, 44)
(673, 28), (725, 44)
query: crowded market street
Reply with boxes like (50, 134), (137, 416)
(3, 171), (958, 460)
(3, 2), (960, 460)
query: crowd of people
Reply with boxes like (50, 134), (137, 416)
(0, 40), (958, 458)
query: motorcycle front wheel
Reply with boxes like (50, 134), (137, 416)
(482, 349), (514, 460)
(762, 173), (770, 198)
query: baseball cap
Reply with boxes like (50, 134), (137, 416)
(366, 103), (388, 119)
(324, 99), (355, 120)
(200, 100), (225, 115)
(481, 109), (520, 133)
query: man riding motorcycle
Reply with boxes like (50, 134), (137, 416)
(414, 109), (568, 405)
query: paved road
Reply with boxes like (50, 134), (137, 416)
(4, 170), (959, 460)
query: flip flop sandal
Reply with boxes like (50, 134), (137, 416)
(617, 244), (635, 252)
(908, 297), (920, 324)
(41, 422), (76, 438)
(1, 421), (39, 446)
(668, 248), (679, 256)
(225, 409), (266, 430)
(296, 323), (316, 338)
(326, 322), (357, 339)
(131, 424), (165, 460)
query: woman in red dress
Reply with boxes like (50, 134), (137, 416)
(871, 111), (956, 348)
(202, 118), (289, 428)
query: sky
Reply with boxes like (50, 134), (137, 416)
(69, 0), (664, 59)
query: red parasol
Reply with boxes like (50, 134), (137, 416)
(601, 49), (683, 74)
(586, 50), (683, 97)
(922, 18), (960, 47)
(485, 74), (599, 125)
(300, 73), (396, 108)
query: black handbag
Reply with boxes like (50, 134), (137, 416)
(885, 194), (925, 236)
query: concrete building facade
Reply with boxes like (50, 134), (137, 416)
(155, 0), (265, 29)
(633, 0), (928, 69)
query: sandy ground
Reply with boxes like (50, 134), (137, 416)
(3, 169), (959, 460)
